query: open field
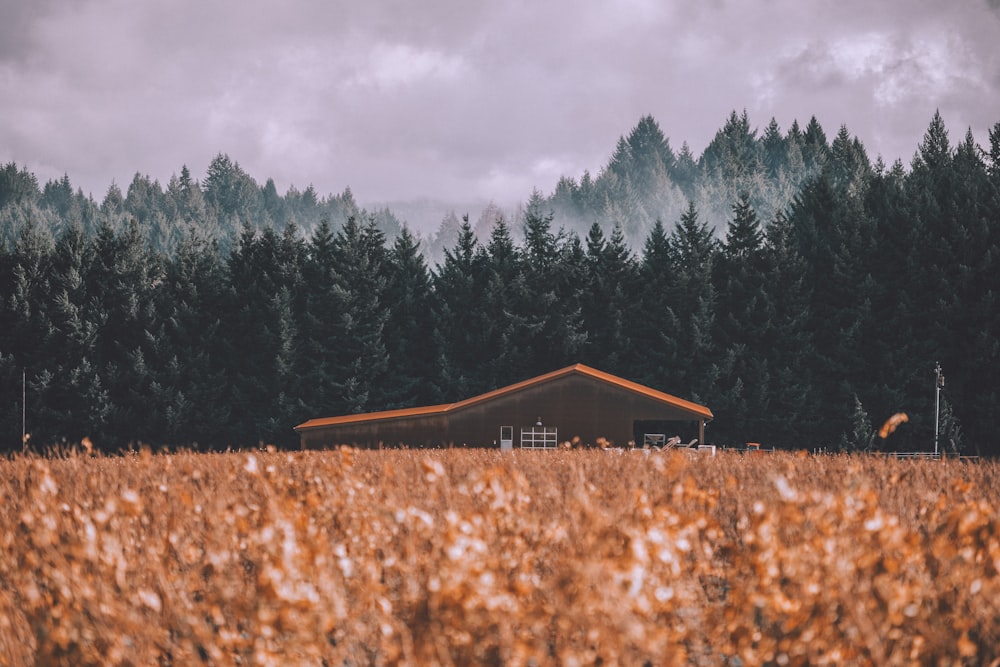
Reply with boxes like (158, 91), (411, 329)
(2, 448), (999, 666)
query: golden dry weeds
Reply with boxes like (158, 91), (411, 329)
(1, 449), (998, 666)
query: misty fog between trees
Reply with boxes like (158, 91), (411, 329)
(0, 111), (997, 455)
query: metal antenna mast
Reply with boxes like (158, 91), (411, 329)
(934, 362), (944, 457)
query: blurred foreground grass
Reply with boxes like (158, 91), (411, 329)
(1, 448), (998, 665)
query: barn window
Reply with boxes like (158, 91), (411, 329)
(520, 425), (558, 449)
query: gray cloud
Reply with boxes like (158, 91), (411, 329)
(1, 0), (997, 207)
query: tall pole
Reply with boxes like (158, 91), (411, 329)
(21, 369), (26, 453)
(934, 362), (943, 457)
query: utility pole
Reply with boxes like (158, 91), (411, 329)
(934, 362), (944, 457)
(21, 369), (26, 453)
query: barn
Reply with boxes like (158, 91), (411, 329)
(294, 364), (713, 450)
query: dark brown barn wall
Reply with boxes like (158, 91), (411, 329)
(297, 369), (708, 449)
(447, 374), (698, 447)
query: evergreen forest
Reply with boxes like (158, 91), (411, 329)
(1, 111), (998, 455)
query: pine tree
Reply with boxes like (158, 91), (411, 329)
(673, 143), (699, 198)
(382, 227), (439, 408)
(938, 397), (964, 455)
(802, 116), (830, 174)
(828, 125), (872, 200)
(478, 216), (523, 390)
(891, 112), (975, 450)
(761, 117), (788, 180)
(788, 170), (877, 446)
(840, 395), (875, 452)
(3, 221), (55, 368)
(101, 182), (126, 218)
(327, 216), (391, 414)
(426, 210), (464, 269)
(176, 165), (209, 227)
(594, 117), (683, 243)
(625, 115), (677, 198)
(712, 193), (772, 442)
(581, 222), (637, 374)
(550, 175), (582, 224)
(913, 121), (1000, 454)
(698, 110), (767, 227)
(500, 203), (586, 379)
(988, 121), (1000, 182)
(203, 154), (263, 247)
(84, 219), (165, 445)
(31, 223), (109, 444)
(299, 218), (346, 419)
(666, 202), (720, 404)
(124, 173), (166, 227)
(576, 170), (600, 218)
(862, 158), (924, 450)
(0, 162), (40, 209)
(701, 110), (761, 183)
(0, 222), (54, 450)
(783, 120), (807, 185)
(261, 178), (284, 227)
(632, 219), (680, 389)
(977, 122), (1000, 452)
(223, 223), (305, 445)
(41, 174), (75, 219)
(149, 232), (231, 447)
(432, 216), (489, 399)
(760, 209), (815, 448)
(0, 164), (46, 248)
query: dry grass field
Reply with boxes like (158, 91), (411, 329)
(1, 447), (998, 666)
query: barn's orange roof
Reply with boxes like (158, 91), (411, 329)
(294, 403), (452, 431)
(294, 363), (712, 432)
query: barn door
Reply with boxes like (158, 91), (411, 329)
(500, 425), (513, 450)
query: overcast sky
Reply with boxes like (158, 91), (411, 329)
(2, 0), (999, 210)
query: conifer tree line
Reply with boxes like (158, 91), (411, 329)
(1, 111), (998, 455)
